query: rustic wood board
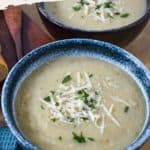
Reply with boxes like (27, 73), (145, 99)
(0, 4), (149, 149)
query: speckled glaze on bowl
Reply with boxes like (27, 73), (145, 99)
(37, 0), (150, 47)
(1, 39), (150, 150)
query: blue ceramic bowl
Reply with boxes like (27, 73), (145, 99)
(37, 1), (150, 46)
(1, 39), (150, 150)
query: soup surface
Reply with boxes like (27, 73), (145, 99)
(16, 57), (145, 150)
(45, 0), (146, 30)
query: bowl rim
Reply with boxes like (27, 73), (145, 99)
(37, 1), (150, 33)
(1, 39), (150, 150)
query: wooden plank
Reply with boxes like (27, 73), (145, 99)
(0, 9), (53, 127)
(126, 22), (150, 69)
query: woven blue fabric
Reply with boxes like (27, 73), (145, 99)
(0, 127), (18, 150)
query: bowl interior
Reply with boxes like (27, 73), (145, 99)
(37, 0), (150, 33)
(2, 39), (150, 150)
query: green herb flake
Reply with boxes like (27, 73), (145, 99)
(62, 75), (72, 84)
(124, 106), (130, 113)
(40, 105), (45, 110)
(88, 137), (95, 141)
(73, 6), (81, 11)
(82, 117), (89, 121)
(96, 12), (100, 15)
(51, 91), (55, 95)
(104, 1), (114, 8)
(73, 0), (89, 12)
(95, 4), (102, 9)
(89, 74), (93, 78)
(51, 118), (58, 122)
(79, 0), (89, 6)
(58, 136), (62, 140)
(43, 96), (51, 102)
(95, 91), (99, 95)
(67, 116), (75, 122)
(84, 98), (97, 109)
(120, 13), (130, 18)
(77, 90), (83, 95)
(77, 89), (89, 97)
(55, 102), (60, 106)
(72, 132), (86, 143)
(77, 89), (89, 102)
(115, 12), (120, 15)
(77, 89), (97, 108)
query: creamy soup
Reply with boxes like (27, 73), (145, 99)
(16, 57), (145, 150)
(45, 0), (147, 30)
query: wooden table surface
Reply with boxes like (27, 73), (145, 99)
(1, 4), (150, 150)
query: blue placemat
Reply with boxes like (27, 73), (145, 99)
(0, 127), (19, 150)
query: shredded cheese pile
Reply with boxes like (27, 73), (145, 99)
(71, 0), (129, 22)
(41, 72), (133, 134)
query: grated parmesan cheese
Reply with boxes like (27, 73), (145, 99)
(111, 96), (131, 107)
(41, 71), (134, 134)
(72, 0), (129, 23)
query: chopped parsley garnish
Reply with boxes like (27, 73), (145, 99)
(58, 136), (62, 140)
(51, 118), (58, 122)
(124, 106), (130, 113)
(77, 90), (83, 95)
(62, 75), (72, 84)
(95, 91), (99, 95)
(77, 89), (97, 109)
(95, 4), (102, 9)
(55, 102), (60, 106)
(40, 105), (45, 110)
(120, 13), (130, 18)
(73, 6), (81, 11)
(88, 137), (95, 141)
(72, 0), (130, 21)
(40, 71), (123, 132)
(43, 96), (51, 102)
(72, 132), (86, 143)
(72, 132), (95, 143)
(51, 91), (55, 95)
(104, 1), (114, 8)
(77, 89), (89, 97)
(67, 116), (75, 122)
(89, 74), (93, 78)
(77, 89), (89, 101)
(79, 0), (89, 6)
(82, 117), (89, 121)
(73, 0), (89, 12)
(96, 12), (100, 15)
(115, 12), (121, 15)
(85, 98), (97, 109)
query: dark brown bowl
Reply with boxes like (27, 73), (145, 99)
(37, 1), (150, 47)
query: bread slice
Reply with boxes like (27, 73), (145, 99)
(0, 45), (8, 82)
